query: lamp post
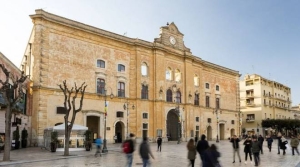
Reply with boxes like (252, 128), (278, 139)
(214, 109), (220, 142)
(123, 99), (135, 139)
(101, 87), (114, 153)
(257, 123), (260, 135)
(175, 104), (182, 144)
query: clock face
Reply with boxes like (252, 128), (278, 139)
(169, 36), (176, 45)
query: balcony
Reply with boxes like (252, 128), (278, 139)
(246, 119), (255, 123)
(246, 103), (256, 107)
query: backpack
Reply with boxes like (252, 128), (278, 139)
(123, 140), (131, 153)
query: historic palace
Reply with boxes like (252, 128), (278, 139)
(20, 9), (241, 146)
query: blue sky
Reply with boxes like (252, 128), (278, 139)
(1, 0), (299, 105)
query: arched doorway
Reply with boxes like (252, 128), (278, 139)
(86, 116), (100, 142)
(207, 126), (212, 140)
(167, 109), (181, 141)
(231, 129), (235, 137)
(115, 121), (125, 143)
(220, 124), (225, 140)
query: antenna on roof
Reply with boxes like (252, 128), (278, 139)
(123, 32), (127, 36)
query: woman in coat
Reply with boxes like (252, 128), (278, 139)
(280, 135), (288, 155)
(243, 137), (253, 164)
(187, 139), (197, 167)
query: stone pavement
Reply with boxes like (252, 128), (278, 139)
(1, 139), (300, 167)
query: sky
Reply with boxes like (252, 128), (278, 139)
(0, 0), (299, 105)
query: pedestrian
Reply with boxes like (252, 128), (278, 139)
(230, 135), (241, 163)
(157, 136), (162, 152)
(280, 135), (288, 155)
(277, 132), (282, 154)
(258, 135), (264, 154)
(139, 137), (154, 167)
(187, 139), (197, 167)
(266, 135), (273, 152)
(290, 135), (300, 155)
(243, 137), (253, 164)
(123, 133), (135, 167)
(203, 144), (221, 167)
(252, 137), (261, 166)
(196, 134), (209, 164)
(114, 135), (118, 143)
(94, 136), (103, 157)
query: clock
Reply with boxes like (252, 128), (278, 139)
(169, 36), (176, 45)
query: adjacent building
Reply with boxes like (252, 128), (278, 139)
(240, 74), (293, 136)
(21, 9), (241, 146)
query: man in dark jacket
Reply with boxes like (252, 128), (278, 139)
(230, 135), (241, 163)
(196, 134), (209, 164)
(139, 137), (154, 167)
(156, 136), (162, 152)
(252, 137), (261, 166)
(266, 135), (273, 152)
(258, 135), (264, 154)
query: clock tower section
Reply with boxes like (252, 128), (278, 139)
(154, 22), (190, 52)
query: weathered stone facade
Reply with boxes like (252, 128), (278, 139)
(22, 9), (240, 145)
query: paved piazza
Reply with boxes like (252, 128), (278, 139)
(1, 140), (300, 167)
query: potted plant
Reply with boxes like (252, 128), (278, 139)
(21, 128), (28, 148)
(84, 130), (92, 151)
(50, 131), (58, 152)
(13, 126), (20, 149)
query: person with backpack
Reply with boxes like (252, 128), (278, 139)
(157, 136), (162, 152)
(94, 136), (103, 157)
(139, 137), (154, 167)
(123, 133), (135, 167)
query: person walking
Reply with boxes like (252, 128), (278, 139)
(266, 135), (273, 152)
(230, 135), (241, 163)
(291, 135), (300, 155)
(258, 135), (264, 154)
(114, 135), (118, 143)
(94, 136), (103, 157)
(139, 137), (154, 167)
(157, 136), (162, 152)
(243, 137), (253, 164)
(280, 135), (288, 155)
(196, 134), (209, 164)
(252, 137), (261, 166)
(187, 139), (197, 167)
(203, 144), (221, 167)
(123, 133), (135, 167)
(277, 132), (282, 154)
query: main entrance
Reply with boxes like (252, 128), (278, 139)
(86, 116), (100, 142)
(115, 121), (125, 143)
(167, 109), (181, 141)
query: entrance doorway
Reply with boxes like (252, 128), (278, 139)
(167, 109), (181, 141)
(115, 121), (125, 143)
(207, 126), (212, 140)
(220, 124), (225, 140)
(231, 129), (235, 137)
(86, 116), (100, 142)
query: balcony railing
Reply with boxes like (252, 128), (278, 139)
(246, 119), (255, 122)
(246, 103), (255, 107)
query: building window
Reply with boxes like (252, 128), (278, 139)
(166, 67), (172, 80)
(97, 78), (105, 94)
(246, 114), (255, 121)
(264, 99), (266, 104)
(216, 98), (220, 109)
(175, 69), (181, 82)
(176, 91), (181, 103)
(205, 83), (209, 89)
(143, 113), (148, 119)
(196, 126), (199, 131)
(216, 85), (219, 91)
(205, 96), (210, 107)
(97, 59), (105, 68)
(116, 111), (124, 118)
(141, 85), (148, 99)
(118, 82), (125, 97)
(166, 89), (172, 102)
(141, 63), (148, 76)
(196, 117), (199, 122)
(56, 107), (66, 114)
(207, 118), (211, 123)
(118, 64), (125, 72)
(194, 74), (199, 86)
(231, 120), (235, 124)
(194, 93), (199, 105)
(143, 123), (148, 138)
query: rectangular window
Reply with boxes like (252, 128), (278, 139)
(143, 113), (148, 119)
(205, 96), (210, 107)
(196, 117), (199, 122)
(231, 120), (235, 124)
(194, 94), (199, 106)
(118, 82), (125, 97)
(141, 85), (148, 99)
(156, 129), (162, 137)
(118, 64), (125, 72)
(97, 78), (105, 94)
(216, 98), (220, 109)
(116, 111), (124, 118)
(143, 123), (148, 138)
(196, 126), (199, 131)
(207, 118), (211, 123)
(143, 123), (148, 129)
(205, 83), (209, 89)
(216, 85), (219, 91)
(56, 107), (66, 114)
(97, 60), (105, 68)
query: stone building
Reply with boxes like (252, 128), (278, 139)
(21, 9), (240, 146)
(240, 74), (293, 136)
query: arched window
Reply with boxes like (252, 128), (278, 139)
(176, 91), (181, 103)
(141, 63), (148, 76)
(216, 85), (220, 91)
(216, 98), (220, 109)
(175, 69), (181, 82)
(166, 89), (172, 102)
(97, 78), (105, 94)
(141, 85), (148, 99)
(97, 59), (105, 68)
(205, 96), (210, 107)
(118, 64), (125, 72)
(194, 74), (199, 86)
(118, 82), (125, 97)
(194, 93), (199, 105)
(166, 67), (172, 80)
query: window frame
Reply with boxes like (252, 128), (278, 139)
(118, 82), (125, 97)
(141, 85), (148, 99)
(166, 89), (173, 102)
(118, 64), (125, 72)
(205, 83), (210, 89)
(194, 93), (199, 105)
(216, 98), (220, 109)
(141, 63), (148, 76)
(97, 59), (105, 68)
(116, 111), (124, 118)
(216, 85), (219, 91)
(205, 96), (210, 107)
(176, 91), (181, 103)
(97, 78), (105, 94)
(142, 113), (148, 119)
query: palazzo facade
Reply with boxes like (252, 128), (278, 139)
(21, 9), (240, 145)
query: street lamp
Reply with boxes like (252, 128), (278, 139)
(214, 109), (220, 142)
(100, 87), (114, 153)
(123, 99), (135, 139)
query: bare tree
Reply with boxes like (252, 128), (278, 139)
(0, 64), (27, 161)
(58, 80), (87, 156)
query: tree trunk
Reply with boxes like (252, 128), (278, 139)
(64, 123), (70, 156)
(3, 106), (12, 161)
